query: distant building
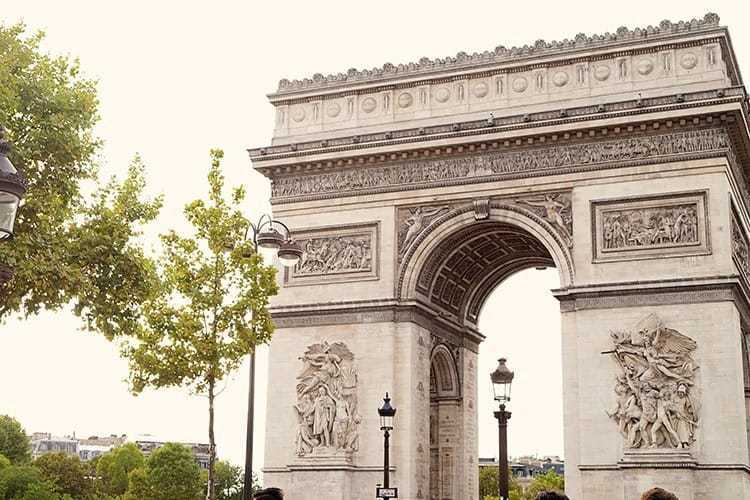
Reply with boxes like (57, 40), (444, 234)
(478, 455), (565, 487)
(30, 433), (79, 459)
(78, 435), (127, 461)
(133, 435), (212, 469)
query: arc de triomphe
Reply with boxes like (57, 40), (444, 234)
(249, 13), (750, 499)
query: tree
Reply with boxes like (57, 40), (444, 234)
(122, 150), (278, 500)
(124, 443), (202, 500)
(94, 444), (144, 497)
(0, 23), (161, 338)
(0, 465), (61, 500)
(524, 470), (565, 499)
(34, 453), (91, 499)
(0, 416), (30, 465)
(478, 466), (524, 500)
(212, 461), (243, 500)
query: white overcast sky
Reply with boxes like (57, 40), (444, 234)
(3, 0), (749, 474)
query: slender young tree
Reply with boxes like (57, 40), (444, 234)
(122, 150), (278, 500)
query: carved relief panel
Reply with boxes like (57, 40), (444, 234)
(592, 191), (709, 262)
(605, 314), (700, 450)
(731, 208), (749, 279)
(294, 341), (360, 458)
(284, 223), (379, 286)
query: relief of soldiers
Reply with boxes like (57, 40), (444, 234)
(294, 342), (361, 456)
(602, 205), (698, 250)
(605, 314), (699, 450)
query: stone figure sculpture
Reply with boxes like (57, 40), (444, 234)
(518, 193), (573, 247)
(602, 204), (698, 250)
(605, 314), (699, 449)
(295, 235), (372, 275)
(398, 206), (450, 258)
(294, 341), (360, 456)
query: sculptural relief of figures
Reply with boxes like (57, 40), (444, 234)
(518, 193), (573, 247)
(602, 204), (699, 251)
(398, 206), (450, 259)
(294, 341), (360, 456)
(605, 314), (699, 449)
(295, 235), (372, 275)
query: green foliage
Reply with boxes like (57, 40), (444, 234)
(524, 470), (565, 499)
(0, 465), (61, 500)
(0, 23), (161, 338)
(121, 150), (278, 499)
(124, 443), (202, 500)
(33, 453), (91, 499)
(94, 444), (144, 497)
(0, 417), (30, 465)
(478, 466), (550, 500)
(212, 460), (244, 500)
(0, 456), (10, 471)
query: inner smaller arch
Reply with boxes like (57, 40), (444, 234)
(416, 221), (555, 325)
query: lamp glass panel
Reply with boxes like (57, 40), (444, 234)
(258, 245), (278, 263)
(0, 191), (19, 238)
(278, 253), (300, 267)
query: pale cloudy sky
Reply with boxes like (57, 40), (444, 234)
(2, 0), (749, 475)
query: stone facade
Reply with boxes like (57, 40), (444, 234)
(250, 13), (750, 500)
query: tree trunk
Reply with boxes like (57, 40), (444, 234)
(207, 377), (216, 500)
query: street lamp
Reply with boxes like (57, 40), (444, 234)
(0, 125), (27, 288)
(378, 393), (396, 489)
(490, 358), (514, 500)
(240, 214), (302, 500)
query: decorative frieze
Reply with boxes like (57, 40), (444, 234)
(271, 127), (732, 202)
(605, 314), (699, 450)
(285, 223), (379, 286)
(731, 209), (749, 278)
(592, 191), (709, 262)
(294, 341), (360, 458)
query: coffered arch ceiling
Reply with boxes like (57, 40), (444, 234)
(415, 221), (555, 326)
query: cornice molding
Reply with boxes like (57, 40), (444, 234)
(250, 87), (746, 160)
(273, 13), (723, 95)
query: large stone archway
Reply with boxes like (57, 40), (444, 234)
(250, 13), (750, 499)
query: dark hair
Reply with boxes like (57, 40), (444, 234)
(253, 487), (284, 500)
(641, 487), (678, 500)
(536, 491), (570, 500)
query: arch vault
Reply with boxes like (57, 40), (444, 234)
(250, 13), (750, 499)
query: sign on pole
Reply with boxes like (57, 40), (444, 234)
(376, 487), (398, 498)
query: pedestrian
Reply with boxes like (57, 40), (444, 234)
(536, 491), (570, 500)
(253, 487), (284, 500)
(641, 487), (678, 500)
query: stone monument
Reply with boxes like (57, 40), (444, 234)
(249, 13), (750, 499)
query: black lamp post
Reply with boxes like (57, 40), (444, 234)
(240, 214), (302, 500)
(0, 126), (27, 288)
(378, 393), (396, 489)
(490, 358), (514, 500)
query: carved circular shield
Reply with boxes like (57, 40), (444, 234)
(326, 102), (341, 118)
(512, 77), (528, 93)
(292, 107), (306, 122)
(594, 64), (611, 81)
(360, 96), (377, 113)
(472, 82), (489, 98)
(680, 52), (698, 70)
(637, 59), (654, 75)
(552, 71), (569, 87)
(435, 87), (450, 103)
(398, 92), (414, 108)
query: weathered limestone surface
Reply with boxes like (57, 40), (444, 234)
(252, 12), (750, 500)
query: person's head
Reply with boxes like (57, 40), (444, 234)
(535, 491), (569, 500)
(641, 487), (679, 500)
(253, 487), (284, 500)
